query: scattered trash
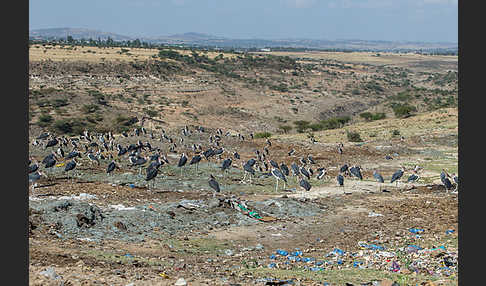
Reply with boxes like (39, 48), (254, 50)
(39, 267), (61, 280)
(109, 204), (136, 211)
(255, 243), (265, 250)
(359, 242), (385, 251)
(368, 211), (384, 217)
(276, 249), (289, 256)
(330, 248), (345, 256)
(409, 228), (425, 234)
(159, 272), (170, 279)
(445, 229), (455, 235)
(174, 277), (187, 286)
(57, 193), (97, 201)
(224, 249), (234, 256)
(406, 245), (423, 253)
(390, 261), (400, 272)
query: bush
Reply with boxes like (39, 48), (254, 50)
(254, 132), (272, 139)
(81, 104), (100, 114)
(51, 98), (69, 107)
(278, 125), (292, 133)
(371, 112), (386, 120)
(347, 130), (363, 142)
(37, 114), (53, 127)
(144, 109), (159, 117)
(53, 119), (73, 134)
(360, 112), (386, 121)
(392, 129), (401, 136)
(392, 103), (417, 118)
(360, 112), (373, 121)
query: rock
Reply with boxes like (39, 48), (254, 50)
(175, 278), (187, 286)
(207, 198), (220, 208)
(114, 221), (128, 231)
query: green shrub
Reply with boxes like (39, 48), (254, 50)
(392, 103), (417, 118)
(347, 130), (363, 142)
(392, 129), (401, 136)
(278, 125), (292, 133)
(37, 114), (53, 127)
(360, 112), (373, 121)
(254, 132), (272, 139)
(81, 104), (100, 114)
(144, 109), (159, 117)
(371, 112), (386, 120)
(53, 119), (73, 134)
(51, 98), (69, 107)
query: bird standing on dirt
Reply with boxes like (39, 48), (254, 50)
(87, 152), (100, 166)
(145, 166), (158, 190)
(29, 171), (47, 193)
(350, 165), (363, 180)
(316, 167), (327, 180)
(451, 173), (458, 192)
(407, 172), (420, 183)
(241, 161), (256, 184)
(208, 174), (220, 197)
(440, 169), (453, 193)
(373, 170), (384, 191)
(64, 158), (77, 183)
(107, 161), (117, 176)
(280, 163), (290, 177)
(340, 164), (349, 176)
(271, 167), (287, 191)
(299, 166), (310, 180)
(189, 154), (202, 172)
(43, 154), (57, 177)
(299, 178), (311, 196)
(29, 159), (39, 174)
(221, 158), (232, 177)
(177, 153), (188, 176)
(44, 138), (59, 149)
(390, 167), (405, 187)
(337, 173), (345, 193)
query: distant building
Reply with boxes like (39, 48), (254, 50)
(260, 48), (271, 52)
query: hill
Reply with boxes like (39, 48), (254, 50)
(29, 28), (458, 53)
(28, 44), (457, 138)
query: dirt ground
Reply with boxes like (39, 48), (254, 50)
(28, 116), (458, 285)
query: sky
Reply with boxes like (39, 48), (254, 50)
(29, 0), (458, 43)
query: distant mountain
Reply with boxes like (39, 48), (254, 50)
(29, 28), (134, 41)
(29, 28), (458, 52)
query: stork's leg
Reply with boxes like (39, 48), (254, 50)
(241, 171), (246, 183)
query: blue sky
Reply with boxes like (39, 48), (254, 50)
(29, 0), (458, 43)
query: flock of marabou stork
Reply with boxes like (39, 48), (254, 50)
(28, 126), (458, 196)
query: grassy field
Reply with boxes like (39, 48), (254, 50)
(29, 44), (239, 62)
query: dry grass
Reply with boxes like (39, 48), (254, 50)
(255, 50), (457, 69)
(278, 107), (457, 144)
(29, 44), (238, 62)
